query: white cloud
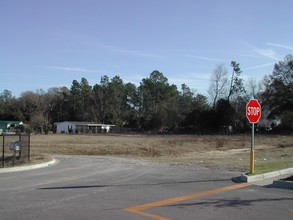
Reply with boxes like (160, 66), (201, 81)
(44, 66), (101, 73)
(244, 62), (275, 71)
(166, 51), (223, 62)
(189, 55), (223, 62)
(254, 49), (279, 61)
(242, 42), (280, 61)
(266, 43), (293, 51)
(236, 53), (262, 59)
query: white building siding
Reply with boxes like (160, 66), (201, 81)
(55, 121), (76, 133)
(54, 121), (115, 133)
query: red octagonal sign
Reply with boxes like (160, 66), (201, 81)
(246, 99), (261, 123)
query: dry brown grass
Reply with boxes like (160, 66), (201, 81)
(29, 133), (293, 173)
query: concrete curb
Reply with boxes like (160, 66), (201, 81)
(0, 158), (57, 173)
(240, 167), (293, 183)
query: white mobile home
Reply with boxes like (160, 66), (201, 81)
(54, 121), (115, 133)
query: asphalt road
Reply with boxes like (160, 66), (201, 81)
(0, 156), (292, 220)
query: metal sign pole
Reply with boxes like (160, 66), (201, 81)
(246, 99), (261, 175)
(250, 123), (255, 174)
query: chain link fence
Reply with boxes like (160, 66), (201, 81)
(1, 133), (30, 168)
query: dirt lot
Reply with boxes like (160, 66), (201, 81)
(29, 134), (293, 174)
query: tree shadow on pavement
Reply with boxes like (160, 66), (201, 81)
(38, 178), (231, 190)
(165, 197), (293, 208)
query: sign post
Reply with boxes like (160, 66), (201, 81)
(246, 99), (261, 174)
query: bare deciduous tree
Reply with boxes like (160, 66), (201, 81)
(245, 77), (264, 100)
(208, 64), (228, 108)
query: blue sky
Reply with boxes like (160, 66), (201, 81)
(1, 0), (293, 97)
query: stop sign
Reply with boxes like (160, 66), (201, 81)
(246, 99), (261, 123)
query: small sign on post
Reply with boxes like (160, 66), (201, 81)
(246, 99), (261, 174)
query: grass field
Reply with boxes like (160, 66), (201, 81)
(29, 134), (293, 174)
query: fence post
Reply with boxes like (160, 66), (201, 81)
(19, 133), (22, 160)
(2, 134), (4, 167)
(28, 133), (31, 162)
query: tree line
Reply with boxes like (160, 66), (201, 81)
(1, 54), (292, 134)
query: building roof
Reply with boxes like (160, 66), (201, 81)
(54, 121), (96, 125)
(54, 121), (115, 127)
